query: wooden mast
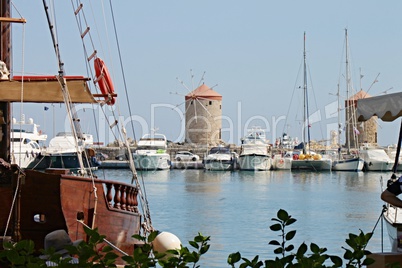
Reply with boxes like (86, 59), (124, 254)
(0, 0), (26, 162)
(0, 0), (11, 162)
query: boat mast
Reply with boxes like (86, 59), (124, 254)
(0, 1), (26, 162)
(337, 82), (341, 159)
(345, 29), (351, 152)
(303, 32), (310, 154)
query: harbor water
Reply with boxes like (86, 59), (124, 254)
(94, 169), (392, 267)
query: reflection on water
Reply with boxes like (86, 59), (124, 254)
(94, 168), (392, 267)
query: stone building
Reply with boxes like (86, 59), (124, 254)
(185, 84), (222, 145)
(345, 90), (377, 148)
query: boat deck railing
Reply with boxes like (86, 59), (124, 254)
(104, 181), (139, 213)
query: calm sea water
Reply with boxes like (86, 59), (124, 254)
(94, 169), (393, 267)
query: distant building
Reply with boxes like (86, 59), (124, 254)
(345, 90), (377, 148)
(185, 84), (222, 145)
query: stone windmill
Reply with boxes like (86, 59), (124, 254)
(184, 83), (222, 146)
(173, 71), (223, 146)
(345, 89), (377, 147)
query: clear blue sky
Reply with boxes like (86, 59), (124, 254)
(9, 0), (402, 146)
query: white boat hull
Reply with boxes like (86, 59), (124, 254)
(363, 160), (393, 171)
(133, 153), (171, 170)
(238, 154), (271, 171)
(204, 160), (233, 171)
(332, 157), (364, 171)
(291, 159), (332, 171)
(383, 204), (402, 252)
(11, 150), (39, 168)
(272, 157), (292, 170)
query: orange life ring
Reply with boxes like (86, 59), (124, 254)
(94, 57), (116, 105)
(277, 158), (285, 168)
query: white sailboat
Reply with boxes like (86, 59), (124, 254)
(290, 32), (332, 171)
(331, 29), (364, 171)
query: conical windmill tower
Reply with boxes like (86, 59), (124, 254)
(172, 71), (223, 146)
(185, 83), (222, 145)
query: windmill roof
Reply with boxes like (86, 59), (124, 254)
(348, 90), (371, 100)
(185, 84), (222, 100)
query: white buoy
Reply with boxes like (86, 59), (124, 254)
(152, 231), (182, 254)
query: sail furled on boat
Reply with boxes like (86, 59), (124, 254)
(0, 76), (96, 103)
(356, 92), (402, 122)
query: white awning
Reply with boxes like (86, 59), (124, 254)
(356, 92), (402, 122)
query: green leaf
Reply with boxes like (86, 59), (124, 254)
(227, 252), (241, 264)
(285, 230), (296, 241)
(330, 255), (343, 266)
(286, 218), (297, 226)
(270, 223), (282, 231)
(189, 241), (199, 249)
(285, 244), (294, 252)
(310, 243), (320, 253)
(268, 240), (281, 246)
(362, 257), (375, 266)
(148, 231), (159, 243)
(296, 243), (307, 256)
(277, 209), (289, 221)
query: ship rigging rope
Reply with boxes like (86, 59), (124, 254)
(70, 0), (154, 232)
(69, 0), (120, 146)
(2, 169), (23, 239)
(43, 0), (99, 227)
(107, 0), (153, 231)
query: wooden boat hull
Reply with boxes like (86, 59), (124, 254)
(0, 166), (142, 255)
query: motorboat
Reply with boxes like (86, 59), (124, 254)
(10, 116), (47, 168)
(386, 144), (402, 171)
(27, 132), (100, 171)
(238, 127), (271, 171)
(204, 145), (237, 171)
(359, 144), (394, 171)
(133, 132), (171, 170)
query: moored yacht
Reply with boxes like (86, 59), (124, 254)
(10, 116), (47, 168)
(359, 144), (393, 171)
(238, 127), (271, 171)
(28, 132), (99, 171)
(133, 132), (171, 170)
(386, 144), (402, 171)
(204, 145), (237, 171)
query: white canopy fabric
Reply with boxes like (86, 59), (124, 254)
(356, 92), (402, 122)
